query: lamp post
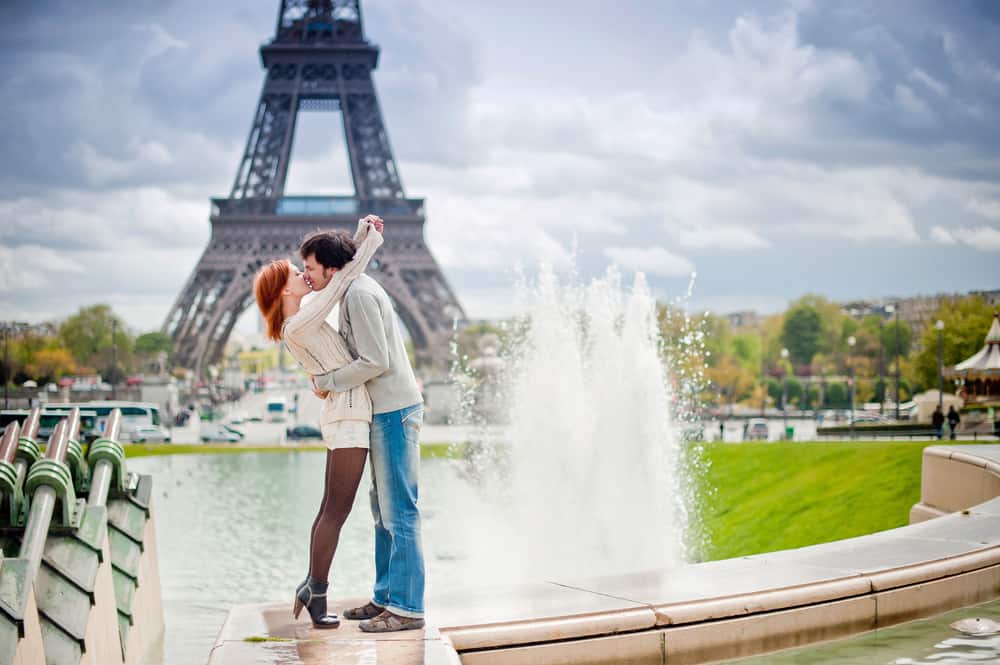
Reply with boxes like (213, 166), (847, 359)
(936, 319), (944, 412)
(111, 318), (118, 400)
(848, 335), (856, 440)
(781, 347), (789, 438)
(885, 303), (901, 420)
(760, 333), (766, 417)
(894, 305), (901, 421)
(878, 317), (885, 416)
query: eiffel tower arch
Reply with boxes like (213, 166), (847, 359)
(162, 0), (463, 376)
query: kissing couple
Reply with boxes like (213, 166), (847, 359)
(253, 215), (425, 633)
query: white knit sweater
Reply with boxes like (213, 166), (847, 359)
(282, 220), (383, 425)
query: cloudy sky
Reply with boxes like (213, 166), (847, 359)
(1, 0), (998, 335)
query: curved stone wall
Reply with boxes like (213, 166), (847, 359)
(210, 444), (1000, 665)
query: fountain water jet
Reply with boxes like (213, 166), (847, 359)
(435, 263), (696, 585)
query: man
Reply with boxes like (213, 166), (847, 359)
(947, 405), (961, 440)
(301, 215), (426, 633)
(931, 405), (944, 440)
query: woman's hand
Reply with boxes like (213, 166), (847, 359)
(360, 214), (384, 234)
(311, 376), (330, 400)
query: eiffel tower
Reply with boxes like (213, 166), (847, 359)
(163, 0), (463, 376)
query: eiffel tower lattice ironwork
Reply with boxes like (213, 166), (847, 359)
(163, 0), (464, 376)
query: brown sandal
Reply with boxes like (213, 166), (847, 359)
(359, 610), (425, 633)
(343, 601), (384, 620)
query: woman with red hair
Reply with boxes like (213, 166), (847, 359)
(253, 216), (383, 629)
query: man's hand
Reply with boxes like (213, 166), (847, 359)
(311, 376), (330, 400)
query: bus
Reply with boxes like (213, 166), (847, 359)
(266, 397), (287, 423)
(36, 401), (163, 442)
(0, 409), (99, 443)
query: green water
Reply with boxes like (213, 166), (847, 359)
(731, 600), (1000, 664)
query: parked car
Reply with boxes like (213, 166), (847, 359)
(130, 425), (171, 444)
(286, 425), (322, 440)
(745, 419), (770, 441)
(201, 424), (244, 443)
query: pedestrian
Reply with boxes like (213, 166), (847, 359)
(931, 405), (944, 440)
(947, 405), (961, 440)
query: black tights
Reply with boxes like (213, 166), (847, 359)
(308, 447), (368, 582)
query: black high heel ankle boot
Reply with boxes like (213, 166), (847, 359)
(292, 577), (339, 628)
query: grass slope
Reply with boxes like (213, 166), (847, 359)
(696, 440), (954, 561)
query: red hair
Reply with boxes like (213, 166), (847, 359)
(253, 260), (291, 342)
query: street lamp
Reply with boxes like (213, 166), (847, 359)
(885, 303), (901, 420)
(894, 305), (901, 420)
(111, 318), (118, 400)
(781, 347), (790, 438)
(936, 319), (945, 412)
(878, 317), (885, 416)
(848, 335), (856, 440)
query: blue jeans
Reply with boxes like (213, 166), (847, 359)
(369, 403), (424, 617)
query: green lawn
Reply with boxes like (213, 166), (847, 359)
(694, 440), (966, 561)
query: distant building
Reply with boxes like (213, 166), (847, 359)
(718, 289), (1000, 347)
(841, 289), (1000, 351)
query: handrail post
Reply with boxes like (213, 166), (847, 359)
(14, 406), (42, 484)
(0, 421), (23, 526)
(18, 419), (72, 580)
(87, 408), (124, 507)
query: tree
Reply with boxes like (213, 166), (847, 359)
(59, 305), (133, 376)
(801, 384), (821, 409)
(825, 382), (848, 407)
(134, 332), (173, 357)
(29, 348), (77, 381)
(782, 305), (823, 366)
(706, 355), (755, 409)
(730, 333), (762, 372)
(784, 376), (803, 407)
(881, 319), (912, 359)
(913, 297), (996, 391)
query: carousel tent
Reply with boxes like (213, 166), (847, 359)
(945, 312), (1000, 405)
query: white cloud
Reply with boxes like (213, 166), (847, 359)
(965, 198), (1000, 221)
(0, 245), (86, 291)
(603, 246), (695, 278)
(910, 68), (948, 97)
(675, 224), (770, 250)
(954, 226), (1000, 251)
(929, 226), (957, 245)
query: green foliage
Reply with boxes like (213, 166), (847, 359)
(825, 382), (848, 407)
(695, 440), (957, 560)
(802, 384), (821, 409)
(59, 304), (133, 374)
(781, 305), (823, 365)
(784, 376), (803, 406)
(765, 377), (781, 405)
(730, 333), (762, 372)
(913, 297), (996, 390)
(134, 332), (173, 356)
(881, 319), (913, 358)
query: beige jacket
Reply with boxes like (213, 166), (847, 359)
(281, 220), (383, 426)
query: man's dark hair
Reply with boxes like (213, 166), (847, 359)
(299, 230), (356, 269)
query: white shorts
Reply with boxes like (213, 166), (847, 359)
(320, 420), (371, 450)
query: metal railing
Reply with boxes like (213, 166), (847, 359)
(18, 413), (73, 580)
(87, 409), (122, 507)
